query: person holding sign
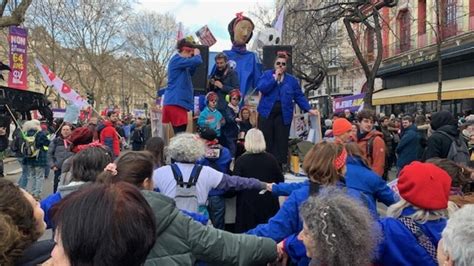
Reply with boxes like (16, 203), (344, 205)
(162, 38), (202, 134)
(256, 52), (318, 168)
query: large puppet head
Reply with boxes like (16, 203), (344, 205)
(227, 12), (255, 45)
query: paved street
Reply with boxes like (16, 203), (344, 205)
(4, 157), (54, 198)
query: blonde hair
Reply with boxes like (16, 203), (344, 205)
(387, 198), (448, 223)
(244, 128), (266, 153)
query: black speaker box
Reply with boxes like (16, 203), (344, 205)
(262, 45), (293, 75)
(192, 45), (209, 96)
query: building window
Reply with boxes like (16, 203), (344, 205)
(328, 47), (339, 67)
(418, 0), (426, 34)
(442, 0), (457, 38)
(326, 75), (338, 93)
(471, 0), (474, 17)
(398, 9), (411, 52)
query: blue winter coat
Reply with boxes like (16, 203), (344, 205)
(221, 106), (239, 140)
(271, 156), (397, 218)
(256, 70), (311, 126)
(396, 124), (422, 170)
(197, 107), (224, 136)
(163, 53), (203, 110)
(247, 183), (370, 266)
(345, 156), (397, 212)
(376, 207), (446, 266)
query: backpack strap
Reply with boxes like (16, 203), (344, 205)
(435, 130), (455, 141)
(188, 164), (203, 188)
(398, 217), (438, 263)
(366, 136), (376, 161)
(436, 130), (465, 148)
(170, 163), (185, 187)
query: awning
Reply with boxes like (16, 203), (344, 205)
(373, 76), (474, 105)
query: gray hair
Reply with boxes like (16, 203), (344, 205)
(167, 133), (205, 163)
(441, 204), (474, 266)
(22, 119), (41, 132)
(299, 187), (381, 265)
(244, 128), (266, 153)
(387, 198), (448, 223)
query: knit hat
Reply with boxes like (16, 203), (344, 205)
(332, 118), (352, 136)
(70, 127), (94, 153)
(397, 162), (452, 210)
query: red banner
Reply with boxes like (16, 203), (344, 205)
(8, 26), (28, 90)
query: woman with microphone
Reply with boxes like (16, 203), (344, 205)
(256, 52), (318, 169)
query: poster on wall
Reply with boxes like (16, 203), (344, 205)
(8, 26), (28, 90)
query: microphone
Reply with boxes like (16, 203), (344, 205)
(276, 71), (282, 83)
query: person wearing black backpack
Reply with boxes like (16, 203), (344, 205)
(423, 111), (470, 165)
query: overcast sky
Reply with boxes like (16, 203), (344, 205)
(136, 0), (275, 52)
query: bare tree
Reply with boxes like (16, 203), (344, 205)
(56, 0), (131, 108)
(125, 11), (177, 99)
(293, 0), (398, 110)
(26, 0), (76, 105)
(0, 0), (32, 28)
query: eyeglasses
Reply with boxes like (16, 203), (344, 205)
(231, 97), (239, 100)
(276, 61), (286, 66)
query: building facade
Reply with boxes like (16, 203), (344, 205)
(374, 0), (474, 115)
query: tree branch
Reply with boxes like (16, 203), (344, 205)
(0, 0), (32, 28)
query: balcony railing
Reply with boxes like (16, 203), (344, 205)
(382, 13), (471, 59)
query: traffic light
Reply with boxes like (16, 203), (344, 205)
(86, 92), (95, 106)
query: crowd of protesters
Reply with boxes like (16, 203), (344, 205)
(0, 106), (472, 265)
(0, 29), (473, 265)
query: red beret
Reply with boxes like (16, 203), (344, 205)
(397, 162), (452, 210)
(332, 118), (352, 136)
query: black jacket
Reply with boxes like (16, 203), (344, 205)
(423, 110), (459, 160)
(423, 124), (459, 160)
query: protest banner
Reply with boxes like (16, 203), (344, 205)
(8, 26), (28, 90)
(333, 93), (365, 114)
(35, 59), (89, 109)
